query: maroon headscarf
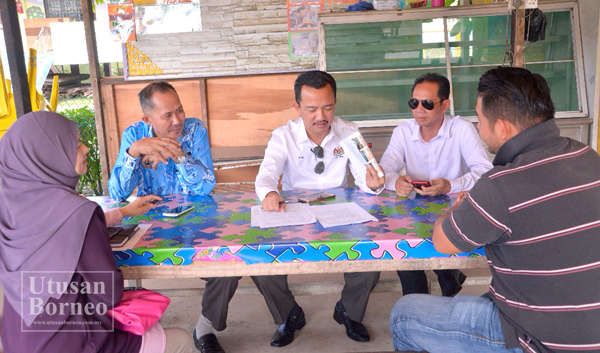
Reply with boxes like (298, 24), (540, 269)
(0, 111), (98, 326)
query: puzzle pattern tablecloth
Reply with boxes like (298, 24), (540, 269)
(91, 188), (485, 267)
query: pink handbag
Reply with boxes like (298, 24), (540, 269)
(107, 289), (171, 336)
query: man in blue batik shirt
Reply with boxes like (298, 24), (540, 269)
(108, 81), (215, 200)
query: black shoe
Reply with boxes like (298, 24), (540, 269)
(270, 304), (306, 347)
(440, 270), (467, 297)
(193, 331), (225, 353)
(333, 301), (370, 342)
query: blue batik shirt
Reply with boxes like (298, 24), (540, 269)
(108, 118), (216, 201)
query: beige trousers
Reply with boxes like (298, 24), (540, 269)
(164, 328), (194, 353)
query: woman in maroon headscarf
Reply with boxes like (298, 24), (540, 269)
(0, 111), (192, 353)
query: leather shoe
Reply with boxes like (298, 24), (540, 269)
(271, 304), (306, 347)
(333, 301), (370, 342)
(440, 270), (467, 297)
(193, 331), (225, 353)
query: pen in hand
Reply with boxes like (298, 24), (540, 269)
(277, 199), (287, 213)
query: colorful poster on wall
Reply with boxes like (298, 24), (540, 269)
(22, 0), (45, 18)
(289, 31), (318, 59)
(108, 4), (136, 42)
(288, 4), (321, 32)
(134, 0), (201, 35)
(288, 0), (321, 4)
(133, 0), (192, 4)
(328, 0), (355, 4)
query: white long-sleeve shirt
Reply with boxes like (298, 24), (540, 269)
(379, 115), (492, 194)
(255, 117), (379, 200)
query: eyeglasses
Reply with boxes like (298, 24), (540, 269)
(311, 146), (325, 174)
(408, 98), (443, 111)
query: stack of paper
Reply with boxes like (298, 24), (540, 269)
(251, 202), (377, 228)
(307, 202), (377, 228)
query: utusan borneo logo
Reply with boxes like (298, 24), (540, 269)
(21, 271), (114, 332)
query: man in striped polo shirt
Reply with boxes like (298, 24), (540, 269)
(390, 67), (600, 353)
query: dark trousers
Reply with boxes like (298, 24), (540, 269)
(201, 276), (242, 331)
(397, 269), (463, 296)
(339, 271), (380, 322)
(202, 272), (380, 330)
(252, 272), (380, 323)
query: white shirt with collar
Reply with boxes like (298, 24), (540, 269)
(379, 114), (492, 194)
(255, 117), (378, 200)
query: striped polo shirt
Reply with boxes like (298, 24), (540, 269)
(442, 119), (600, 353)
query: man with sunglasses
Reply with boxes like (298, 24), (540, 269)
(254, 70), (385, 347)
(391, 66), (600, 353)
(379, 73), (492, 297)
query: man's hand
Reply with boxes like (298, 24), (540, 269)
(119, 195), (162, 218)
(394, 175), (414, 197)
(366, 164), (385, 192)
(262, 191), (286, 212)
(141, 154), (161, 170)
(129, 137), (183, 166)
(416, 178), (451, 196)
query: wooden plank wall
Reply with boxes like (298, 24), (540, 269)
(101, 73), (301, 183)
(102, 79), (204, 170)
(206, 73), (298, 147)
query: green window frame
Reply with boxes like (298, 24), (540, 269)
(318, 0), (587, 126)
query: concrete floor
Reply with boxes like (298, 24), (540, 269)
(0, 269), (491, 353)
(155, 269), (491, 353)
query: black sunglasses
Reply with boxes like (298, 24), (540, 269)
(408, 98), (443, 111)
(311, 146), (325, 174)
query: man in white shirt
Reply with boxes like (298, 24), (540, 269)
(379, 73), (492, 297)
(255, 70), (386, 347)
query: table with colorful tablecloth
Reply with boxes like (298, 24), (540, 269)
(92, 188), (486, 279)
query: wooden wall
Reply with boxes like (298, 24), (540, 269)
(100, 73), (300, 183)
(101, 80), (204, 172)
(206, 74), (297, 148)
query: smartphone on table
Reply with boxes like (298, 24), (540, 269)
(163, 205), (194, 217)
(118, 224), (140, 236)
(411, 180), (432, 189)
(108, 224), (139, 247)
(298, 192), (336, 204)
(110, 234), (129, 247)
(107, 226), (122, 238)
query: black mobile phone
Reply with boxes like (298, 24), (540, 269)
(163, 205), (194, 217)
(118, 224), (139, 237)
(107, 226), (122, 238)
(411, 180), (432, 189)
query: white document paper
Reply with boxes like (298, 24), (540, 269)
(112, 223), (151, 251)
(308, 202), (378, 228)
(251, 203), (317, 229)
